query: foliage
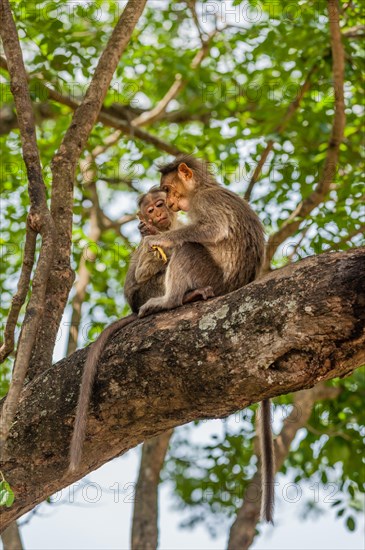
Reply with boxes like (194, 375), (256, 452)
(0, 471), (15, 508)
(163, 370), (365, 536)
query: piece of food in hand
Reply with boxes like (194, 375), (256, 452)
(151, 245), (168, 264)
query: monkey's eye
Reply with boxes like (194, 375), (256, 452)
(162, 186), (169, 193)
(147, 207), (154, 214)
(155, 200), (164, 208)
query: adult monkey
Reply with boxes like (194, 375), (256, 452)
(139, 155), (274, 523)
(69, 187), (213, 472)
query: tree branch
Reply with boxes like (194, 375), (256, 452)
(28, 0), (148, 377)
(244, 64), (318, 201)
(329, 224), (365, 251)
(0, 0), (55, 449)
(0, 221), (36, 363)
(131, 31), (215, 127)
(67, 133), (134, 355)
(1, 520), (23, 550)
(264, 0), (346, 270)
(0, 56), (181, 154)
(227, 384), (340, 549)
(0, 248), (363, 529)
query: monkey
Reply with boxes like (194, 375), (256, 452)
(124, 187), (180, 313)
(137, 155), (274, 523)
(69, 187), (214, 473)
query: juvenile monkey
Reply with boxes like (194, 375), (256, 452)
(138, 156), (274, 523)
(124, 187), (179, 313)
(69, 188), (173, 472)
(69, 188), (212, 472)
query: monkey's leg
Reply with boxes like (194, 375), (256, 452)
(139, 244), (221, 318)
(183, 286), (214, 303)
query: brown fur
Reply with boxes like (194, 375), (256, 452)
(124, 189), (179, 313)
(138, 155), (265, 316)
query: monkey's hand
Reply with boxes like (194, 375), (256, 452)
(138, 220), (158, 237)
(151, 245), (167, 264)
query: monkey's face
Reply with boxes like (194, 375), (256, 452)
(140, 192), (174, 231)
(161, 163), (195, 212)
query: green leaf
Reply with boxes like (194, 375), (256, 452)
(346, 516), (356, 532)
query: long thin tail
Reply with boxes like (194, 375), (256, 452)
(68, 314), (138, 473)
(259, 398), (275, 523)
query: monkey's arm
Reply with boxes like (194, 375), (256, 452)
(134, 241), (167, 283)
(144, 222), (226, 249)
(124, 244), (167, 312)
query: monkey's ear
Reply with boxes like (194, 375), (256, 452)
(178, 162), (193, 181)
(137, 211), (143, 221)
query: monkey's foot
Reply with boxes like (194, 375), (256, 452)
(138, 297), (168, 318)
(183, 286), (214, 304)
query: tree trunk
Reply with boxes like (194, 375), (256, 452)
(131, 431), (173, 549)
(0, 248), (364, 530)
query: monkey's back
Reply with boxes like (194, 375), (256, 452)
(193, 187), (265, 293)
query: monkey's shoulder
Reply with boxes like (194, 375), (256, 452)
(196, 186), (256, 218)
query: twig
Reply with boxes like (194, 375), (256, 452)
(0, 0), (55, 449)
(342, 24), (365, 38)
(0, 56), (181, 155)
(131, 30), (215, 127)
(329, 224), (365, 251)
(244, 64), (318, 201)
(264, 0), (346, 271)
(0, 221), (36, 363)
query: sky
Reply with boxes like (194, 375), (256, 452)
(3, 442), (364, 550)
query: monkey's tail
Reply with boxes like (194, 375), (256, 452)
(68, 313), (138, 473)
(259, 398), (275, 523)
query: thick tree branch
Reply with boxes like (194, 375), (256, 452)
(264, 0), (346, 270)
(0, 0), (55, 448)
(0, 248), (363, 529)
(28, 0), (147, 377)
(131, 430), (173, 549)
(227, 384), (340, 550)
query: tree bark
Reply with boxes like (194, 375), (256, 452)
(0, 248), (364, 530)
(1, 521), (23, 550)
(131, 430), (173, 549)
